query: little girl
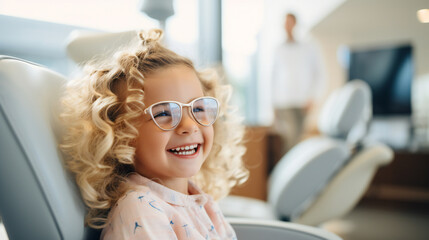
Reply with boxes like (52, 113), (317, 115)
(61, 29), (248, 239)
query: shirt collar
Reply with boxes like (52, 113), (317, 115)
(128, 172), (208, 207)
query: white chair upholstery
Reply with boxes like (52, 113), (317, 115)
(296, 142), (393, 226)
(66, 30), (137, 64)
(0, 56), (99, 239)
(229, 218), (342, 240)
(220, 80), (394, 226)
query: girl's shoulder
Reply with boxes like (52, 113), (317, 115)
(110, 185), (171, 221)
(113, 185), (153, 209)
(102, 184), (177, 239)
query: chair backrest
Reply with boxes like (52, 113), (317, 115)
(268, 80), (373, 223)
(229, 218), (342, 240)
(268, 137), (350, 220)
(296, 142), (393, 226)
(317, 80), (371, 140)
(0, 56), (98, 239)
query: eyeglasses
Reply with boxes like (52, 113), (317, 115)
(143, 97), (219, 131)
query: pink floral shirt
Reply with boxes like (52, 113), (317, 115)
(100, 173), (237, 240)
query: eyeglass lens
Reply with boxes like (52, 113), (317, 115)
(151, 98), (218, 130)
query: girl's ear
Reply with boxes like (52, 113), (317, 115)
(129, 135), (139, 148)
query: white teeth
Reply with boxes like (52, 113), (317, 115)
(170, 144), (199, 155)
(174, 149), (196, 155)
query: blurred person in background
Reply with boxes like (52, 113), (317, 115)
(271, 12), (326, 156)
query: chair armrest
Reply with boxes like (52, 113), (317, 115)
(219, 195), (276, 219)
(228, 218), (342, 240)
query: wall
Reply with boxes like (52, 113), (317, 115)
(311, 0), (429, 84)
(310, 0), (429, 149)
(0, 15), (85, 75)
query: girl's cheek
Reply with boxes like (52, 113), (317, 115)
(204, 126), (215, 159)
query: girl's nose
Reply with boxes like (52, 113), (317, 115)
(175, 109), (199, 135)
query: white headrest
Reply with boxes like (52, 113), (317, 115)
(66, 30), (137, 64)
(318, 79), (371, 139)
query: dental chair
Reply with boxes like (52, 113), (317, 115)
(0, 56), (98, 239)
(0, 55), (342, 239)
(219, 79), (394, 226)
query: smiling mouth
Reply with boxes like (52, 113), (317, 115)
(168, 144), (200, 156)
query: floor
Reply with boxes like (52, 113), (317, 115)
(322, 201), (429, 240)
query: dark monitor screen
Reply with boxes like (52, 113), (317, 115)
(347, 44), (413, 116)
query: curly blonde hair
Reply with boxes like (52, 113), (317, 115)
(61, 29), (248, 228)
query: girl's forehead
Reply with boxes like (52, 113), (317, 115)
(143, 66), (204, 105)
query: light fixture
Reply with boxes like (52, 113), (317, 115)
(139, 0), (175, 29)
(417, 9), (429, 23)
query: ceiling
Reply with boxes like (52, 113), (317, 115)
(0, 0), (157, 32)
(312, 0), (428, 35)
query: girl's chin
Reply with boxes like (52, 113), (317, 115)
(172, 161), (204, 177)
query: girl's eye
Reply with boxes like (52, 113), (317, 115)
(153, 110), (171, 118)
(193, 107), (205, 113)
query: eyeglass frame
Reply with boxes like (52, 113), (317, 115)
(143, 96), (220, 131)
